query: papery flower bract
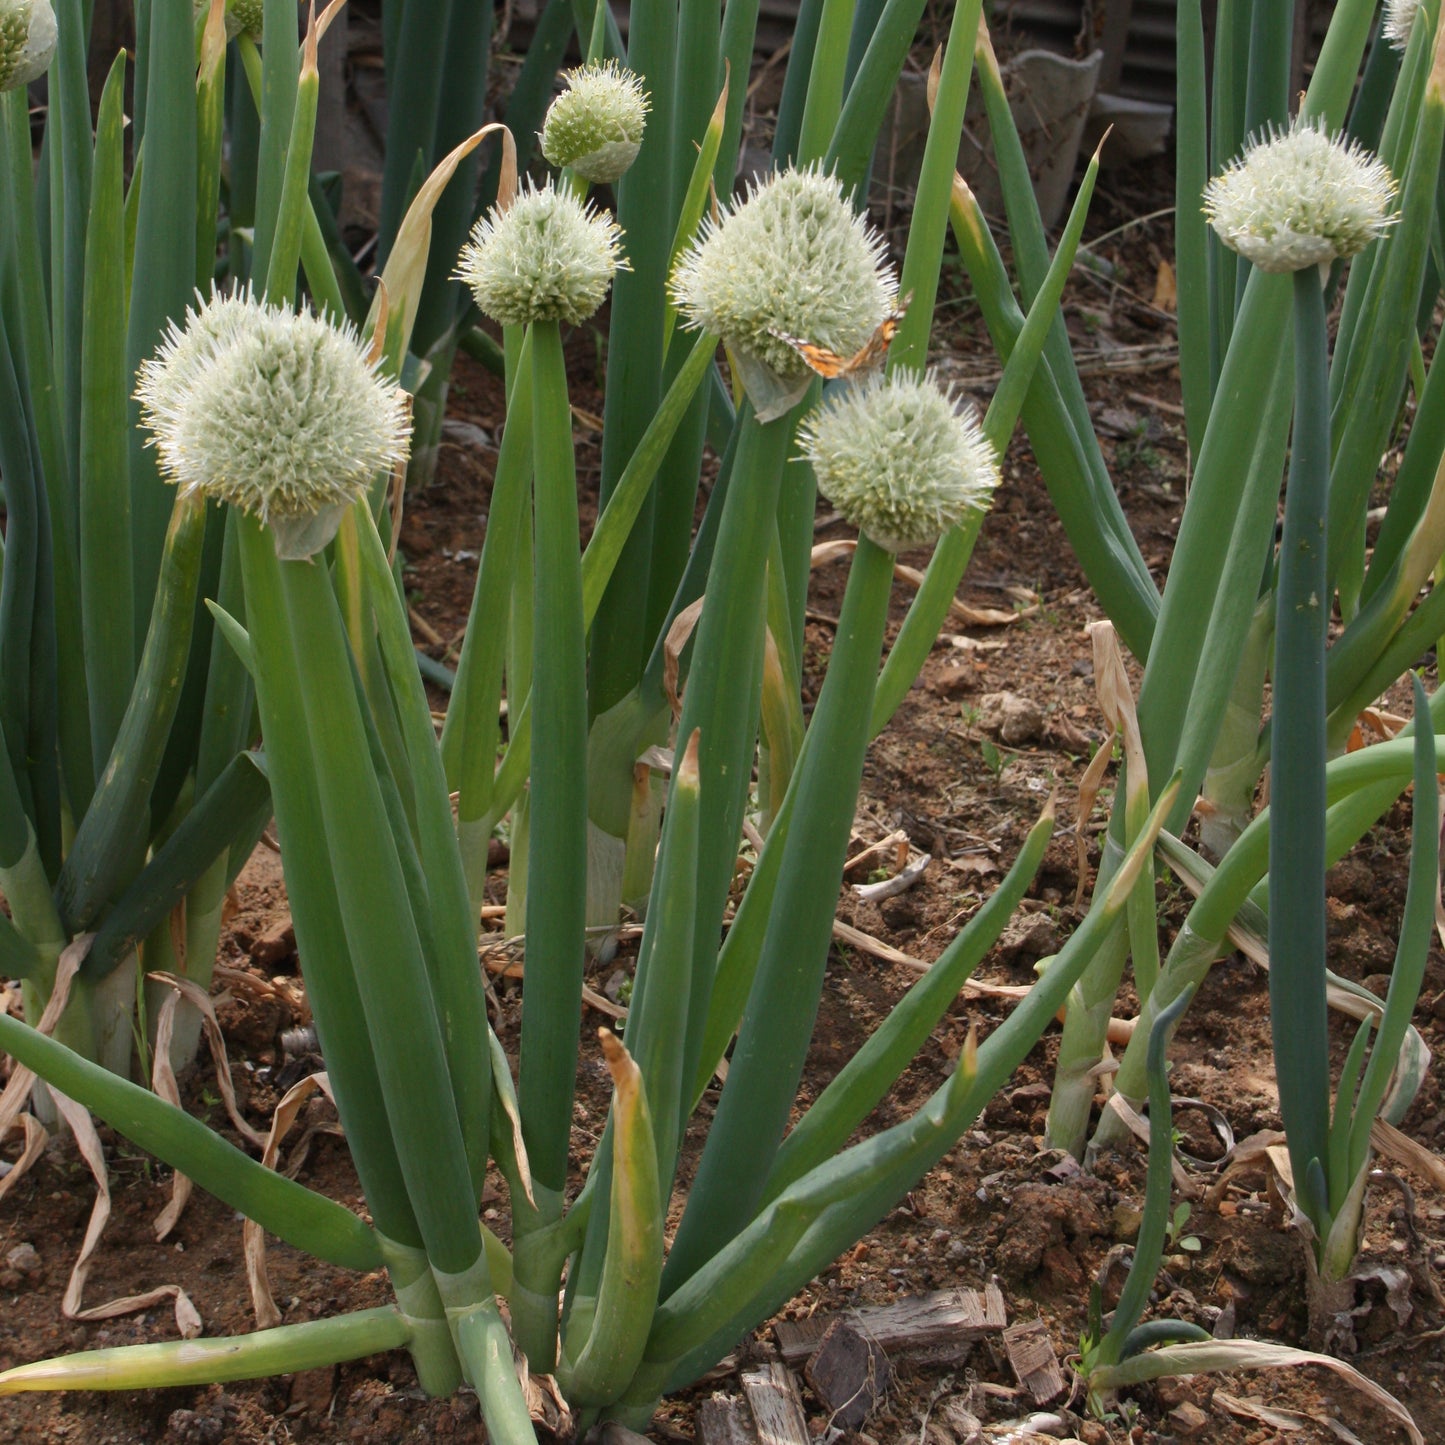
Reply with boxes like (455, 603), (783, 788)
(456, 180), (627, 326)
(541, 61), (650, 185)
(1383, 0), (1424, 50)
(0, 0), (56, 92)
(1203, 118), (1396, 274)
(138, 292), (411, 557)
(670, 166), (896, 387)
(798, 371), (999, 553)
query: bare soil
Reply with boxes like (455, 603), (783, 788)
(4, 177), (1445, 1445)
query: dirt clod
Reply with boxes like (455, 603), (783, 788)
(1169, 1401), (1211, 1436)
(978, 691), (1047, 745)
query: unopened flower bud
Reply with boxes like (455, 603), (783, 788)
(541, 61), (649, 185)
(798, 372), (998, 553)
(1203, 117), (1396, 274)
(0, 0), (56, 92)
(456, 179), (627, 326)
(137, 292), (411, 558)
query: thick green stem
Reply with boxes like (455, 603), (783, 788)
(1269, 268), (1332, 1237)
(518, 320), (589, 1207)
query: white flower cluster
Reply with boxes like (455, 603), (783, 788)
(541, 61), (650, 185)
(456, 180), (627, 326)
(1203, 117), (1396, 274)
(138, 291), (411, 555)
(670, 166), (896, 384)
(799, 373), (999, 553)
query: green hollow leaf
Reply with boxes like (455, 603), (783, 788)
(626, 731), (701, 1193)
(586, 0), (677, 720)
(825, 0), (928, 195)
(351, 503), (493, 1200)
(1327, 52), (1445, 617)
(0, 1308), (410, 1394)
(889, 0), (982, 378)
(662, 90), (727, 355)
(643, 777), (1180, 1395)
(262, 20), (321, 307)
(1342, 675), (1439, 1185)
(47, 0), (93, 484)
(79, 54), (134, 782)
(663, 536), (896, 1292)
(194, 0), (227, 290)
(1137, 271), (1293, 823)
(269, 537), (485, 1276)
(441, 333), (533, 880)
(1331, 10), (1432, 400)
(1303, 0), (1389, 132)
(251, 0), (302, 283)
(85, 751), (270, 979)
(126, 0), (197, 650)
(0, 1010), (380, 1272)
(4, 76), (94, 828)
(772, 0), (825, 166)
(583, 328), (719, 623)
(763, 800), (1055, 1202)
(690, 767), (795, 1105)
(795, 0), (857, 166)
(235, 516), (421, 1254)
(1093, 985), (1197, 1368)
(57, 491), (209, 933)
(944, 179), (1157, 658)
(1175, 0), (1211, 460)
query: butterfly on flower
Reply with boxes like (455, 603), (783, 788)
(769, 292), (913, 379)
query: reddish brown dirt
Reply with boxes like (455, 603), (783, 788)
(4, 185), (1445, 1445)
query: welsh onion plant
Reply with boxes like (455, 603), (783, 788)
(0, 0), (298, 1093)
(0, 2), (1176, 1434)
(950, 0), (1445, 1292)
(0, 0), (514, 1103)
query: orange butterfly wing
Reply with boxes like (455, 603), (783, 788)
(772, 295), (911, 380)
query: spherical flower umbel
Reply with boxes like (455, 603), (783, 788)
(541, 61), (649, 185)
(456, 180), (626, 326)
(799, 372), (999, 553)
(1203, 118), (1396, 274)
(138, 292), (411, 556)
(0, 0), (57, 92)
(670, 165), (896, 386)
